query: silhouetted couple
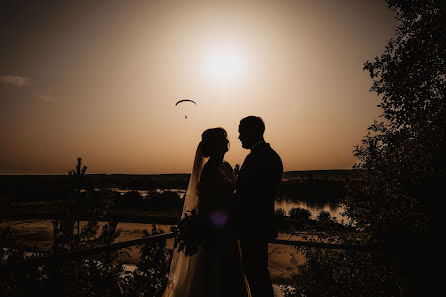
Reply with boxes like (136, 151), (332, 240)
(162, 116), (283, 297)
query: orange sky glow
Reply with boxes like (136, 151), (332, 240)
(0, 0), (398, 174)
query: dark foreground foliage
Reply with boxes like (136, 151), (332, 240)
(1, 225), (171, 297)
(1, 159), (172, 297)
(121, 225), (172, 297)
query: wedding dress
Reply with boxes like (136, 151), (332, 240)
(162, 142), (251, 297)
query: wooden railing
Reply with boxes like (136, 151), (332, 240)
(11, 232), (175, 267)
(8, 232), (376, 269)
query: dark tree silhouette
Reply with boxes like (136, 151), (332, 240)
(68, 157), (88, 185)
(68, 157), (88, 238)
(346, 1), (444, 294)
(287, 1), (445, 296)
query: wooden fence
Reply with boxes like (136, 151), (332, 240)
(7, 232), (376, 269)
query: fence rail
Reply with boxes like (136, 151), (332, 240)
(6, 232), (376, 269)
(9, 233), (175, 268)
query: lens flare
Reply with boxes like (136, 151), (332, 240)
(210, 210), (228, 228)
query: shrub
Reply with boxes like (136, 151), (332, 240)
(288, 207), (311, 220)
(274, 208), (286, 217)
(317, 211), (331, 222)
(123, 190), (143, 204)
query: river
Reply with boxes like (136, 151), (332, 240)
(109, 187), (348, 223)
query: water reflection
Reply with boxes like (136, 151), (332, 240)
(98, 188), (186, 197)
(274, 200), (349, 224)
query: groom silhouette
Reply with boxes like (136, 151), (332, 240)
(236, 116), (283, 297)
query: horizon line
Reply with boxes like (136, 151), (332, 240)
(0, 168), (355, 176)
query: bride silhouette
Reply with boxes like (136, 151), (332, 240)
(162, 127), (251, 297)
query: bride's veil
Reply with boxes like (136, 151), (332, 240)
(162, 141), (206, 297)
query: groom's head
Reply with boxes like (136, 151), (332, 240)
(238, 116), (265, 149)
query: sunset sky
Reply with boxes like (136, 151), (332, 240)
(0, 0), (398, 175)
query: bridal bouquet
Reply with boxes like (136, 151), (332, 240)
(172, 209), (210, 256)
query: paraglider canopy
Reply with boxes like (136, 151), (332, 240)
(175, 99), (197, 106)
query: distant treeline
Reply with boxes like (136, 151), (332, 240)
(282, 169), (363, 204)
(282, 169), (358, 181)
(0, 174), (190, 202)
(115, 190), (183, 211)
(0, 170), (360, 204)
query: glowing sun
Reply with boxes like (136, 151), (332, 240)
(203, 46), (245, 83)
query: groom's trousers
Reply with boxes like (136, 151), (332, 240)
(240, 238), (274, 297)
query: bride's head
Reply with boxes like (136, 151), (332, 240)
(201, 127), (229, 159)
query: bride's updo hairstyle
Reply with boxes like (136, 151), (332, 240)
(201, 127), (228, 158)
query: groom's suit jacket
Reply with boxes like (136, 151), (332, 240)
(236, 142), (283, 240)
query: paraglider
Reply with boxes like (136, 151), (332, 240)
(175, 99), (197, 119)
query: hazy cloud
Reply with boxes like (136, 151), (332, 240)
(0, 75), (30, 87)
(39, 95), (57, 103)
